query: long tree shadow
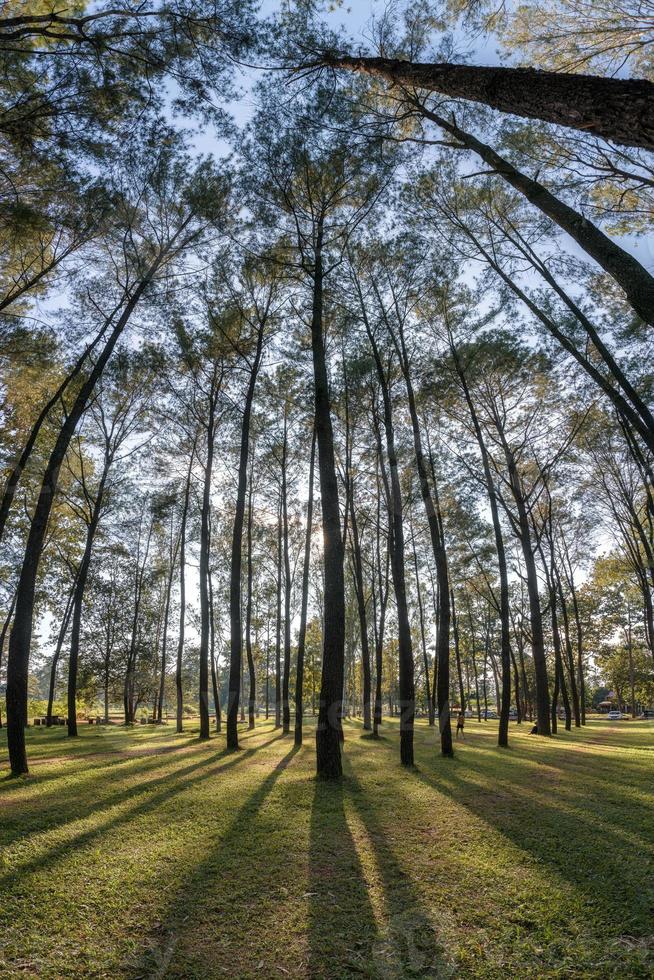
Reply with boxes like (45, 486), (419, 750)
(0, 731), (286, 850)
(307, 776), (381, 979)
(0, 734), (286, 885)
(410, 748), (654, 943)
(342, 762), (455, 979)
(133, 743), (302, 978)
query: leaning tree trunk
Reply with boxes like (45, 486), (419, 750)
(5, 257), (164, 775)
(0, 322), (110, 544)
(427, 114), (654, 327)
(312, 223), (346, 779)
(295, 427), (316, 747)
(318, 54), (654, 152)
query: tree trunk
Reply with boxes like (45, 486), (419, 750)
(208, 566), (221, 732)
(227, 323), (264, 750)
(281, 410), (292, 734)
(67, 456), (111, 737)
(349, 489), (372, 731)
(274, 494), (283, 729)
(496, 431), (551, 736)
(371, 449), (390, 739)
(157, 518), (178, 723)
(199, 380), (219, 741)
(295, 427), (316, 746)
(245, 468), (256, 730)
(0, 323), (110, 544)
(4, 248), (168, 775)
(176, 444), (195, 735)
(123, 516), (151, 726)
(451, 340), (512, 746)
(451, 588), (465, 712)
(411, 528), (434, 726)
(365, 325), (415, 766)
(312, 224), (345, 779)
(556, 572), (581, 727)
(0, 595), (16, 727)
(380, 299), (450, 755)
(45, 587), (72, 726)
(319, 54), (654, 151)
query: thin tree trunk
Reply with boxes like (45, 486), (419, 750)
(556, 572), (581, 727)
(199, 376), (219, 741)
(245, 466), (256, 730)
(0, 594), (17, 727)
(496, 429), (551, 736)
(176, 443), (195, 734)
(365, 325), (415, 766)
(295, 426), (316, 746)
(451, 338), (512, 745)
(208, 565), (221, 732)
(378, 293), (450, 755)
(67, 455), (111, 736)
(281, 409), (292, 735)
(349, 490), (372, 731)
(411, 525), (434, 726)
(274, 493), (283, 729)
(157, 517), (178, 723)
(226, 323), (264, 750)
(45, 587), (72, 725)
(451, 588), (465, 712)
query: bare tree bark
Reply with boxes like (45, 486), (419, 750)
(312, 219), (346, 779)
(317, 54), (654, 151)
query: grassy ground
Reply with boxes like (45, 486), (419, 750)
(0, 717), (652, 979)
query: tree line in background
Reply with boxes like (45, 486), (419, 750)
(1, 0), (653, 777)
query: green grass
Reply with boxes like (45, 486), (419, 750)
(0, 717), (653, 978)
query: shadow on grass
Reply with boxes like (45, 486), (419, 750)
(307, 776), (380, 979)
(342, 761), (455, 978)
(409, 738), (654, 938)
(133, 743), (302, 977)
(0, 734), (286, 882)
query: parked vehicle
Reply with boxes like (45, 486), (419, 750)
(607, 710), (624, 720)
(482, 709), (498, 720)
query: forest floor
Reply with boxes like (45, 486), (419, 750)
(0, 717), (653, 979)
